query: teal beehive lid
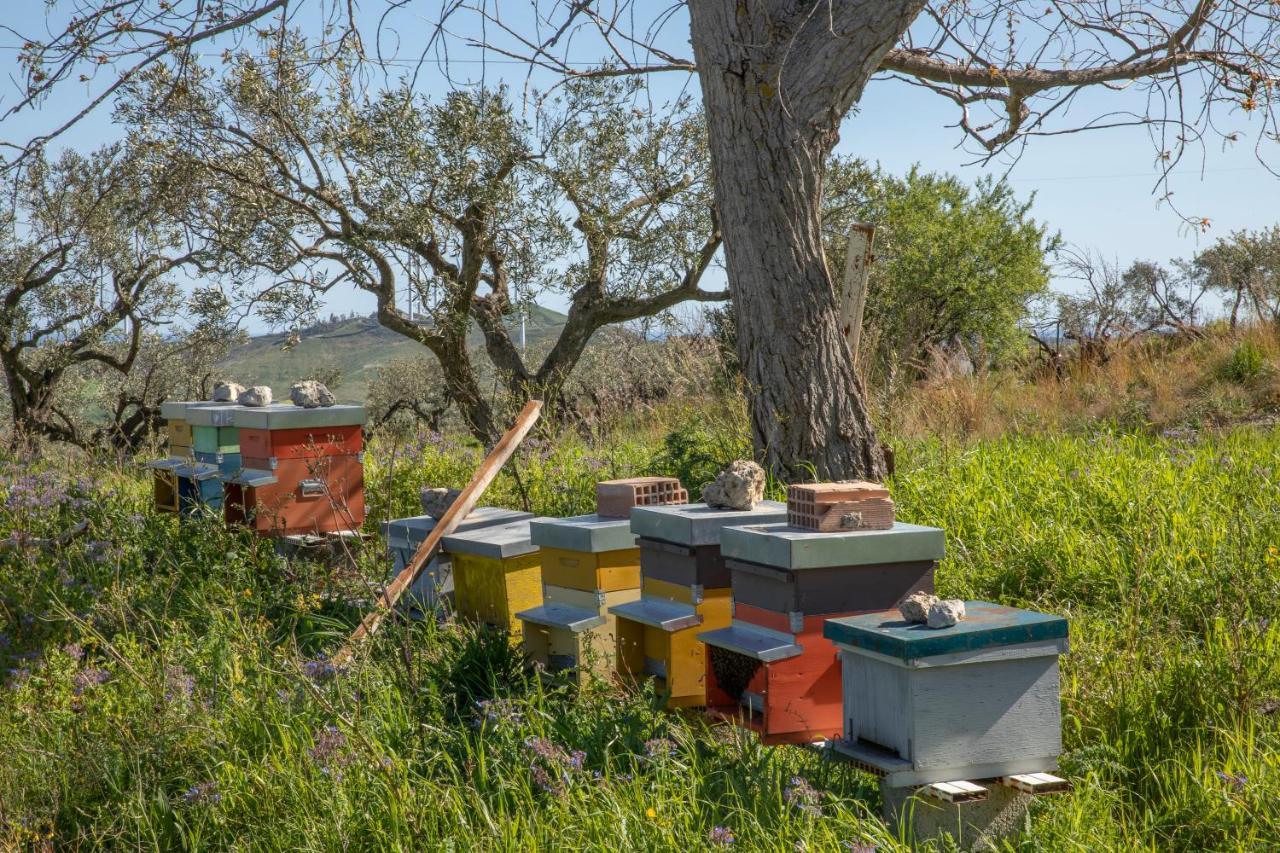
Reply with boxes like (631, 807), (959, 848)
(823, 601), (1068, 662)
(630, 501), (787, 547)
(529, 514), (637, 553)
(720, 521), (945, 569)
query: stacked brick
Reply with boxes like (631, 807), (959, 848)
(698, 483), (945, 745)
(596, 477), (688, 518)
(611, 500), (787, 708)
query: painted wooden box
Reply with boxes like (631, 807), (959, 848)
(223, 455), (364, 535)
(146, 460), (181, 513)
(194, 450), (242, 472)
(174, 462), (224, 515)
(518, 514), (642, 678)
(699, 522), (945, 745)
(612, 501), (787, 708)
(383, 507), (533, 609)
(442, 520), (543, 638)
(824, 601), (1068, 787)
(166, 420), (194, 454)
(238, 424), (363, 461)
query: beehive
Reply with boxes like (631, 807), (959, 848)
(611, 500), (787, 708)
(148, 401), (217, 513)
(173, 462), (224, 515)
(699, 521), (945, 745)
(595, 477), (688, 518)
(518, 514), (642, 678)
(226, 404), (367, 536)
(382, 507), (534, 609)
(823, 602), (1068, 787)
(442, 520), (543, 638)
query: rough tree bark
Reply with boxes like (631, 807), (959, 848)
(688, 1), (926, 482)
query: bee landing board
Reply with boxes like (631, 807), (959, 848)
(595, 477), (689, 519)
(787, 482), (895, 532)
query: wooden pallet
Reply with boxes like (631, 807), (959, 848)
(920, 780), (988, 803)
(1002, 772), (1071, 794)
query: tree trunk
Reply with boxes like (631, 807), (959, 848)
(688, 1), (923, 482)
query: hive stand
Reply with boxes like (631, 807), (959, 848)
(611, 501), (787, 708)
(518, 514), (642, 679)
(223, 404), (367, 536)
(698, 521), (944, 745)
(383, 507), (534, 611)
(823, 602), (1069, 847)
(442, 520), (543, 638)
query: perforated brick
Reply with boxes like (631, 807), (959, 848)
(596, 477), (688, 519)
(787, 482), (895, 532)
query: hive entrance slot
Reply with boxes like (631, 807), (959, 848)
(709, 646), (762, 703)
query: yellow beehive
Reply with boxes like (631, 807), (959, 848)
(521, 585), (641, 680)
(442, 521), (543, 640)
(152, 467), (180, 513)
(166, 419), (194, 455)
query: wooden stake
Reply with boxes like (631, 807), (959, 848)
(333, 400), (543, 664)
(838, 222), (875, 372)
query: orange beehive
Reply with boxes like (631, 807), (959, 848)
(225, 455), (365, 536)
(237, 424), (363, 460)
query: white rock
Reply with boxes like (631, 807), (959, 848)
(701, 460), (766, 510)
(211, 381), (245, 402)
(899, 591), (937, 624)
(290, 380), (336, 408)
(926, 599), (966, 629)
(420, 487), (464, 520)
(238, 386), (273, 407)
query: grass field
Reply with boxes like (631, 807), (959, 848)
(0, 417), (1277, 850)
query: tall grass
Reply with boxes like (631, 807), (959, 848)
(0, 419), (1278, 849)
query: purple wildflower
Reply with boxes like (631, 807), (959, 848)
(783, 775), (823, 816)
(530, 764), (562, 796)
(7, 667), (31, 689)
(73, 666), (111, 695)
(472, 698), (523, 728)
(308, 725), (353, 777)
(708, 826), (736, 845)
(644, 737), (678, 759)
(842, 844), (878, 853)
(1217, 771), (1248, 793)
(301, 656), (343, 683)
(164, 664), (195, 701)
(63, 643), (84, 662)
(181, 781), (221, 805)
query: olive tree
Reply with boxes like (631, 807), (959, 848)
(10, 1), (1280, 477)
(119, 42), (723, 441)
(0, 144), (226, 450)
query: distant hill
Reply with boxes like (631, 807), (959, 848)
(219, 306), (568, 403)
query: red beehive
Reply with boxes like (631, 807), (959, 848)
(225, 455), (365, 535)
(237, 424), (363, 460)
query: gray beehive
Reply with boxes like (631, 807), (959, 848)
(823, 601), (1069, 787)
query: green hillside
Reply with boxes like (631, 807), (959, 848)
(218, 306), (568, 403)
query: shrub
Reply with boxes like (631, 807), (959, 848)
(1220, 339), (1266, 383)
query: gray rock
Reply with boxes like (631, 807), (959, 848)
(899, 591), (937, 624)
(238, 386), (273, 407)
(420, 487), (464, 520)
(701, 460), (766, 510)
(290, 380), (336, 408)
(926, 598), (966, 629)
(211, 381), (245, 402)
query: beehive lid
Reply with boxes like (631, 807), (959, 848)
(143, 457), (186, 470)
(159, 400), (209, 420)
(515, 601), (606, 633)
(823, 601), (1068, 662)
(185, 403), (243, 427)
(441, 520), (538, 559)
(225, 468), (278, 487)
(697, 622), (803, 662)
(528, 514), (637, 553)
(630, 500), (788, 547)
(610, 597), (701, 632)
(720, 521), (945, 569)
(382, 507), (533, 545)
(231, 403), (367, 430)
(173, 462), (221, 481)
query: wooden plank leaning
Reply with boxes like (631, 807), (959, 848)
(333, 400), (543, 665)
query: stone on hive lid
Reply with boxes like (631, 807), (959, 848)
(629, 500), (787, 547)
(420, 487), (463, 520)
(899, 591), (938, 623)
(701, 460), (766, 510)
(238, 386), (273, 407)
(926, 598), (966, 629)
(787, 481), (895, 532)
(529, 513), (638, 553)
(290, 380), (336, 408)
(720, 521), (945, 570)
(596, 477), (688, 519)
(441, 520), (538, 560)
(211, 381), (245, 402)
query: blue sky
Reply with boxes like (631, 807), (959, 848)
(3, 2), (1277, 329)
